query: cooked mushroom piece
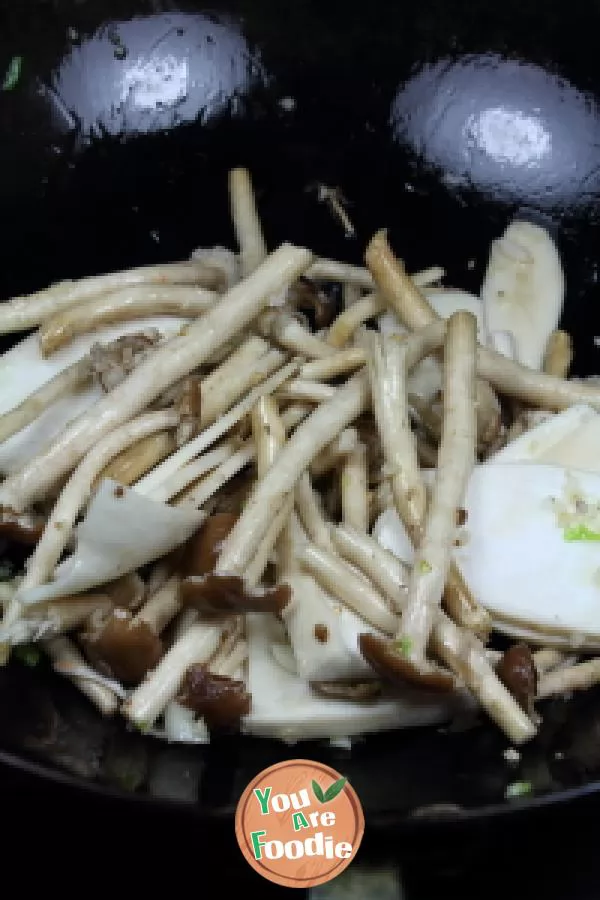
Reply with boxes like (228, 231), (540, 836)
(0, 245), (312, 513)
(181, 574), (291, 616)
(0, 506), (45, 545)
(496, 643), (538, 717)
(177, 664), (251, 729)
(80, 609), (164, 685)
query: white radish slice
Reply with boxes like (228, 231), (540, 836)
(454, 463), (600, 644)
(281, 573), (381, 681)
(480, 220), (564, 371)
(17, 479), (204, 605)
(379, 289), (487, 402)
(371, 470), (437, 565)
(243, 614), (458, 742)
(0, 316), (190, 474)
(491, 403), (600, 475)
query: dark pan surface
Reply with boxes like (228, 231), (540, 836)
(2, 0), (600, 825)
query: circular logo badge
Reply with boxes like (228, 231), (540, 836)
(235, 759), (364, 889)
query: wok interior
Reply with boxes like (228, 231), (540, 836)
(3, 0), (600, 819)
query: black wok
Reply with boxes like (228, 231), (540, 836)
(2, 0), (600, 832)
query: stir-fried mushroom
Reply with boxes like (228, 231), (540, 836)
(0, 245), (312, 513)
(0, 506), (45, 545)
(0, 260), (227, 335)
(80, 609), (164, 685)
(543, 330), (573, 379)
(496, 643), (538, 717)
(229, 167), (268, 277)
(181, 574), (291, 616)
(365, 230), (501, 447)
(173, 377), (202, 447)
(396, 312), (478, 665)
(537, 657), (600, 699)
(177, 664), (251, 729)
(90, 331), (160, 393)
(288, 278), (338, 329)
(359, 633), (455, 692)
(39, 285), (217, 356)
(182, 513), (238, 576)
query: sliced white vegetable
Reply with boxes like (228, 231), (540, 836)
(164, 702), (211, 744)
(454, 463), (600, 643)
(378, 289), (487, 402)
(492, 403), (600, 474)
(372, 507), (414, 564)
(0, 317), (188, 474)
(281, 573), (377, 681)
(480, 220), (565, 371)
(18, 479), (204, 605)
(243, 614), (457, 742)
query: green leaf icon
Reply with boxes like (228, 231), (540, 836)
(312, 780), (325, 803)
(323, 776), (348, 803)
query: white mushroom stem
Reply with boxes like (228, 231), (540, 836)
(123, 621), (224, 729)
(327, 293), (383, 348)
(134, 359), (299, 496)
(365, 324), (446, 529)
(533, 648), (565, 676)
(215, 372), (369, 575)
(276, 379), (337, 403)
(0, 357), (91, 444)
(257, 309), (336, 359)
(0, 261), (225, 334)
(133, 575), (182, 635)
(366, 231), (500, 446)
(398, 312), (477, 661)
(310, 428), (359, 478)
(543, 330), (572, 379)
(306, 260), (444, 292)
(332, 525), (409, 615)
(179, 442), (255, 508)
(0, 244), (312, 512)
(44, 636), (119, 716)
(148, 442), (235, 503)
(295, 472), (335, 552)
(19, 594), (114, 638)
(343, 283), (362, 310)
(229, 167), (268, 277)
(98, 431), (175, 488)
(430, 617), (536, 745)
(280, 402), (312, 433)
(300, 348), (366, 381)
(249, 395), (293, 582)
(537, 658), (600, 699)
(199, 336), (281, 426)
(39, 285), (218, 356)
(19, 411), (180, 594)
(299, 543), (398, 635)
(341, 442), (369, 532)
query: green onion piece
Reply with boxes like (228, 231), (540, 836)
(563, 524), (600, 542)
(2, 56), (22, 91)
(505, 781), (532, 799)
(418, 559), (432, 574)
(394, 636), (413, 657)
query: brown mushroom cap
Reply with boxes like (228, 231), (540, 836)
(496, 643), (537, 717)
(181, 573), (291, 615)
(81, 609), (163, 685)
(177, 664), (251, 728)
(359, 633), (456, 693)
(0, 506), (44, 545)
(289, 279), (338, 330)
(182, 512), (238, 577)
